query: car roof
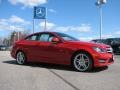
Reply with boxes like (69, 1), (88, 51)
(24, 31), (61, 39)
(30, 31), (58, 35)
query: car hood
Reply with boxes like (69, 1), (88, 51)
(66, 40), (110, 48)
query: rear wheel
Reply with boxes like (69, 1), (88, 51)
(16, 51), (26, 65)
(72, 52), (93, 72)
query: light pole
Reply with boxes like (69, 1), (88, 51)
(95, 0), (107, 40)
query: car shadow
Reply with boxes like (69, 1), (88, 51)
(3, 60), (108, 73)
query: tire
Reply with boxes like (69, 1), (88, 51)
(72, 52), (93, 72)
(16, 51), (26, 65)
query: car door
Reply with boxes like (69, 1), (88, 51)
(36, 33), (69, 64)
(22, 34), (40, 61)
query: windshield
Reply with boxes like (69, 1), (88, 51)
(56, 32), (79, 41)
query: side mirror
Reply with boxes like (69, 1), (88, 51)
(51, 37), (60, 43)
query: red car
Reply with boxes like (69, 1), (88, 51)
(11, 32), (114, 72)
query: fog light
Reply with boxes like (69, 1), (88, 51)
(99, 60), (105, 63)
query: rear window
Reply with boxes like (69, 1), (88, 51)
(26, 35), (37, 41)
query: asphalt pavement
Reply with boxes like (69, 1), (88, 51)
(0, 51), (120, 90)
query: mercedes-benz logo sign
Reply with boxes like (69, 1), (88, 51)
(36, 8), (45, 17)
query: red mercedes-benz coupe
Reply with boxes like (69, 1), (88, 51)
(11, 32), (114, 72)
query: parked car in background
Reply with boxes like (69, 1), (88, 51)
(91, 39), (106, 44)
(11, 32), (114, 72)
(105, 38), (120, 54)
(0, 45), (8, 51)
(91, 38), (120, 54)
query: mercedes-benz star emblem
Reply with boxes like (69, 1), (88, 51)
(36, 8), (45, 17)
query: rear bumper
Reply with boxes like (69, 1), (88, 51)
(93, 53), (114, 67)
(10, 49), (16, 59)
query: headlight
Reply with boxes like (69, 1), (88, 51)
(93, 47), (106, 53)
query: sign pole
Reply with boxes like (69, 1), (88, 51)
(44, 19), (46, 31)
(34, 6), (46, 32)
(33, 8), (34, 33)
(44, 8), (47, 32)
(33, 18), (34, 33)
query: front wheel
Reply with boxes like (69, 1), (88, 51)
(72, 52), (93, 72)
(16, 51), (26, 65)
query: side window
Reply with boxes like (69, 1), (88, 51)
(26, 35), (37, 41)
(38, 34), (50, 42)
(48, 36), (54, 42)
(31, 35), (37, 40)
(37, 33), (55, 42)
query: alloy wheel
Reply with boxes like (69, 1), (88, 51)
(16, 51), (26, 65)
(73, 53), (92, 72)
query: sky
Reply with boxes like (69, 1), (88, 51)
(0, 0), (120, 41)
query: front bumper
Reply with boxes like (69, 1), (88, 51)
(93, 53), (114, 67)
